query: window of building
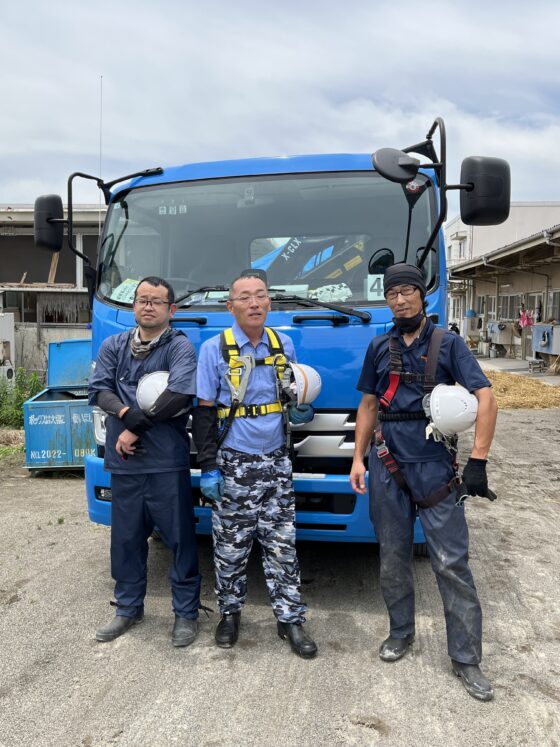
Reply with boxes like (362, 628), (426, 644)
(497, 294), (522, 320)
(450, 296), (462, 320)
(527, 292), (543, 322)
(547, 290), (560, 322)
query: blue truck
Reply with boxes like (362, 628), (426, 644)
(34, 117), (509, 543)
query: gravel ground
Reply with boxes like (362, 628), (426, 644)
(0, 408), (559, 747)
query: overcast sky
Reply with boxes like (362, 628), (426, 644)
(1, 0), (559, 217)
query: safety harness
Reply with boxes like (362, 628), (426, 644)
(216, 327), (287, 447)
(374, 326), (462, 509)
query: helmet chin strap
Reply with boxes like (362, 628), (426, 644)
(393, 311), (425, 334)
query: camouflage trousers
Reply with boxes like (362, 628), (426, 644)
(213, 447), (306, 623)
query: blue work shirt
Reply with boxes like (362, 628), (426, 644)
(196, 321), (295, 455)
(357, 319), (491, 463)
(88, 328), (196, 474)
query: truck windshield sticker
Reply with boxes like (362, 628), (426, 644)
(310, 283), (353, 302)
(365, 274), (385, 301)
(110, 278), (140, 304)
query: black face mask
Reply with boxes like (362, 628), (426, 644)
(393, 312), (425, 334)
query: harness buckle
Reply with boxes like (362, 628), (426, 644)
(375, 441), (390, 459)
(453, 477), (469, 506)
(455, 492), (468, 507)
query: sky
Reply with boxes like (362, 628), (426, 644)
(1, 0), (559, 218)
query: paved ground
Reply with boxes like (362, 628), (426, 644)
(1, 408), (559, 747)
(478, 354), (560, 386)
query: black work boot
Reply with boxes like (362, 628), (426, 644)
(215, 612), (240, 648)
(277, 621), (318, 659)
(379, 634), (414, 662)
(172, 616), (198, 648)
(95, 614), (143, 642)
(452, 660), (494, 702)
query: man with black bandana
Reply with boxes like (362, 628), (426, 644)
(89, 276), (201, 647)
(350, 262), (498, 702)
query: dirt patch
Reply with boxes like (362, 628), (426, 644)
(486, 370), (560, 409)
(0, 431), (26, 474)
(0, 429), (25, 447)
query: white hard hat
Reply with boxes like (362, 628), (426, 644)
(287, 362), (322, 405)
(428, 384), (478, 437)
(136, 371), (169, 412)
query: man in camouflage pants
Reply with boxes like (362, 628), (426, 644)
(192, 270), (317, 658)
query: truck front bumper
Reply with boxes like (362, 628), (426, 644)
(84, 456), (426, 544)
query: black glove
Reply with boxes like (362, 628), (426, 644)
(462, 457), (488, 496)
(121, 408), (153, 436)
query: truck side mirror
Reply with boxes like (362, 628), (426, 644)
(371, 148), (420, 183)
(368, 247), (394, 274)
(460, 157), (510, 226)
(34, 194), (64, 251)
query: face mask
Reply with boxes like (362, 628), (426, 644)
(393, 311), (424, 334)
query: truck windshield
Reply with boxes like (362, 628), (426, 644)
(98, 172), (437, 307)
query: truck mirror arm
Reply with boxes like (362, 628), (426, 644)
(64, 167), (164, 261)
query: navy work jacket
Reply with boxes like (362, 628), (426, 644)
(88, 328), (196, 474)
(357, 319), (491, 463)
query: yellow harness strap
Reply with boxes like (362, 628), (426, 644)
(217, 401), (283, 419)
(222, 326), (287, 392)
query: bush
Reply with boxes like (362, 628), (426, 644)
(0, 369), (44, 428)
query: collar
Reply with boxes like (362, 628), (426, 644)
(388, 317), (433, 342)
(129, 325), (179, 343)
(231, 321), (269, 349)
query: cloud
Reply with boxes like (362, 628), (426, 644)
(1, 0), (559, 208)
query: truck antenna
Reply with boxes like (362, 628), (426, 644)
(98, 74), (103, 234)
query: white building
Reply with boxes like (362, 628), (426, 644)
(445, 204), (560, 360)
(445, 202), (560, 324)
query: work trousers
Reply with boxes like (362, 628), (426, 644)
(368, 451), (483, 664)
(110, 470), (201, 619)
(213, 447), (306, 623)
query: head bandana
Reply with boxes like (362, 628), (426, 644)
(384, 263), (427, 334)
(383, 263), (427, 298)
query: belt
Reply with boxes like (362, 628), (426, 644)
(219, 446), (288, 461)
(378, 410), (427, 422)
(217, 401), (283, 419)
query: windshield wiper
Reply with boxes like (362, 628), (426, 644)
(175, 286), (229, 307)
(269, 292), (371, 322)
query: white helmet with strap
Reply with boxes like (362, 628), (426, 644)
(136, 371), (170, 413)
(285, 362), (322, 405)
(427, 384), (478, 437)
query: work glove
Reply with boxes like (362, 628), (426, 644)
(462, 457), (488, 496)
(200, 469), (225, 502)
(288, 403), (314, 425)
(121, 407), (153, 436)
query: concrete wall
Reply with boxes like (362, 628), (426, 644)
(14, 323), (91, 376)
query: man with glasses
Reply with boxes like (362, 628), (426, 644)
(192, 269), (317, 658)
(350, 263), (498, 701)
(89, 276), (201, 647)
